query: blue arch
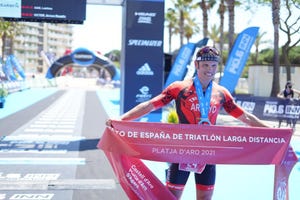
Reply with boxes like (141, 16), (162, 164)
(46, 47), (120, 80)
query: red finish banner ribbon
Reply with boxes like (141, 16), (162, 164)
(98, 120), (298, 199)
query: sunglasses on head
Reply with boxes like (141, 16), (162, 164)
(199, 46), (219, 56)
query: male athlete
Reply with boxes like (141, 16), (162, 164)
(106, 46), (270, 200)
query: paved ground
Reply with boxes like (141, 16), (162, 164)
(0, 84), (299, 200)
(0, 87), (128, 200)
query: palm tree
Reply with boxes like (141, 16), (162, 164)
(198, 0), (217, 38)
(253, 31), (268, 64)
(168, 0), (199, 47)
(0, 19), (20, 58)
(165, 8), (178, 53)
(218, 0), (226, 53)
(172, 0), (193, 47)
(225, 0), (235, 50)
(184, 16), (200, 42)
(270, 0), (281, 97)
(208, 24), (220, 46)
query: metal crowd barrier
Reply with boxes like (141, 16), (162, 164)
(0, 78), (57, 95)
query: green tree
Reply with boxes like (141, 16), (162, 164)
(249, 46), (300, 65)
(184, 16), (200, 42)
(252, 0), (300, 96)
(198, 0), (217, 38)
(225, 0), (235, 49)
(170, 0), (199, 47)
(224, 0), (245, 50)
(217, 0), (226, 57)
(208, 24), (220, 46)
(165, 8), (178, 53)
(253, 31), (269, 64)
(249, 0), (282, 96)
(280, 0), (300, 82)
(105, 49), (121, 68)
(0, 19), (20, 58)
(270, 0), (281, 97)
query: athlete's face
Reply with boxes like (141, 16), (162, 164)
(195, 60), (218, 84)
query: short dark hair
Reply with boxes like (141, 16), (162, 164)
(285, 81), (293, 88)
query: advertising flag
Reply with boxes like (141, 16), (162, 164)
(10, 55), (26, 79)
(220, 27), (259, 93)
(3, 56), (16, 81)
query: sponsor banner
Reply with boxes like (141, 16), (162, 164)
(2, 56), (17, 81)
(103, 151), (176, 200)
(220, 27), (259, 93)
(70, 48), (95, 66)
(9, 55), (26, 79)
(100, 121), (292, 165)
(0, 55), (26, 81)
(273, 147), (298, 200)
(120, 0), (164, 121)
(98, 120), (297, 199)
(232, 95), (300, 123)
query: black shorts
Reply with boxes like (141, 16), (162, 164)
(166, 163), (216, 190)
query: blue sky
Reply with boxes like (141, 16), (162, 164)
(72, 2), (276, 54)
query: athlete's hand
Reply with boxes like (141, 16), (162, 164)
(105, 119), (113, 127)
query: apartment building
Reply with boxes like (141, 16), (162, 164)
(11, 22), (73, 75)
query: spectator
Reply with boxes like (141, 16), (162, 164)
(277, 81), (300, 129)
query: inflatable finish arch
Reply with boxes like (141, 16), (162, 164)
(45, 47), (120, 80)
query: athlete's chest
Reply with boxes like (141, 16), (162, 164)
(176, 88), (224, 108)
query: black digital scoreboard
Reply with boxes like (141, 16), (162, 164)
(0, 0), (86, 24)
